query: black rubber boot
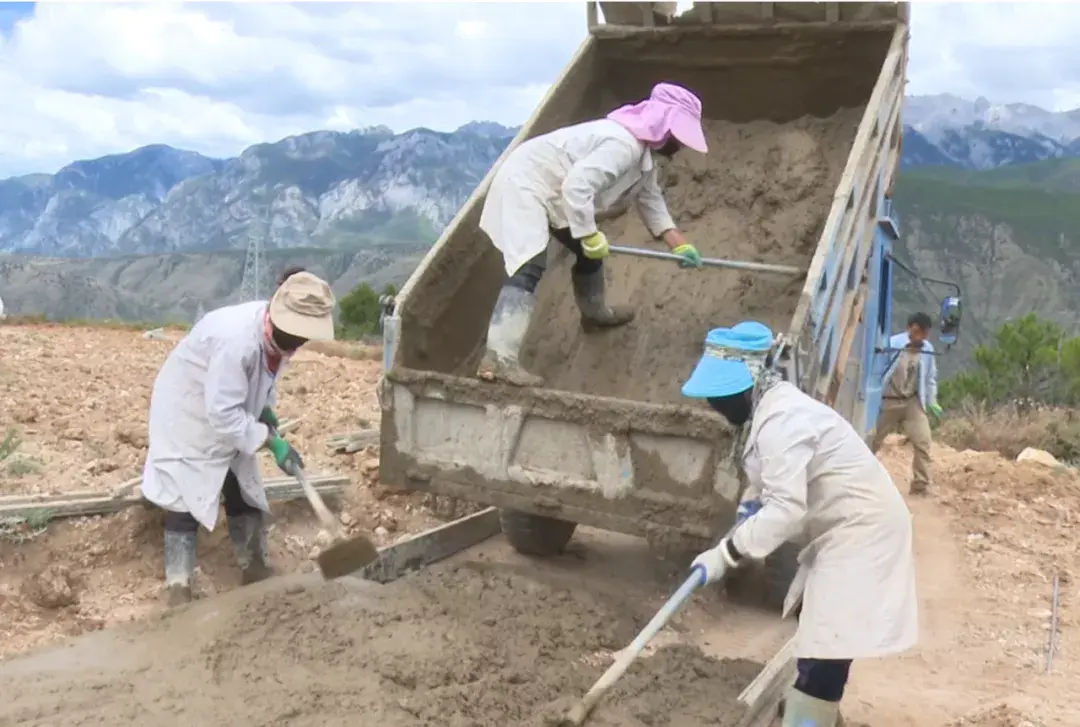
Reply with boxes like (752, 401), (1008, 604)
(163, 530), (197, 607)
(228, 512), (273, 585)
(572, 269), (634, 332)
(477, 285), (545, 387)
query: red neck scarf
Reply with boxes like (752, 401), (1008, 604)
(263, 311), (287, 375)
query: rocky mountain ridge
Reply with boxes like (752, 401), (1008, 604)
(2, 94), (1080, 367)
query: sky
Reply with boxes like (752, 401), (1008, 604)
(0, 1), (1078, 177)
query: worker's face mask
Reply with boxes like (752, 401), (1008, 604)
(271, 324), (308, 353)
(707, 389), (754, 427)
(655, 137), (683, 159)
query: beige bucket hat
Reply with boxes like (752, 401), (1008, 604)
(268, 271), (336, 341)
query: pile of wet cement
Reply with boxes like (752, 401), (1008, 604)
(522, 108), (864, 406)
(0, 562), (761, 726)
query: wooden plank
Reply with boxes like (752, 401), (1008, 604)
(786, 25), (906, 350)
(352, 506), (502, 584)
(825, 288), (867, 404)
(326, 429), (379, 453)
(740, 636), (796, 705)
(0, 474), (349, 520)
(736, 635), (796, 727)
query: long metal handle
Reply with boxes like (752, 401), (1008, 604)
(293, 466), (343, 537)
(564, 567), (706, 725)
(608, 245), (804, 276)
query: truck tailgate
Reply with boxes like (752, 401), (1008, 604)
(382, 369), (741, 543)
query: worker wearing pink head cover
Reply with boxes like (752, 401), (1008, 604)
(607, 82), (710, 154)
(476, 81), (708, 388)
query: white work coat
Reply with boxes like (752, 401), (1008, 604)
(732, 382), (918, 660)
(142, 301), (282, 531)
(480, 118), (677, 276)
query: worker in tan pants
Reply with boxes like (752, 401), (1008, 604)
(871, 312), (943, 495)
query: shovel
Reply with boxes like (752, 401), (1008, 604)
(555, 565), (707, 726)
(287, 461), (379, 579)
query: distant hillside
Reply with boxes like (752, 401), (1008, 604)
(891, 163), (1080, 375)
(0, 245), (427, 323)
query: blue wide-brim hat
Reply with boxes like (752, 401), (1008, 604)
(681, 321), (775, 399)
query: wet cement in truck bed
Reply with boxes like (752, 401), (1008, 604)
(522, 108), (864, 406)
(0, 563), (761, 727)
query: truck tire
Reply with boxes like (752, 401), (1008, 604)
(762, 541), (801, 613)
(498, 509), (577, 557)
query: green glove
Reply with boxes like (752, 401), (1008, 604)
(673, 243), (703, 269)
(259, 407), (279, 430)
(928, 403), (944, 421)
(581, 231), (610, 260)
(268, 435), (304, 476)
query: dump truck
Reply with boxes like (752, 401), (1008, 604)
(378, 1), (957, 618)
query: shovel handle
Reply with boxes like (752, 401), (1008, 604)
(564, 567), (706, 725)
(607, 245), (803, 276)
(293, 466), (343, 537)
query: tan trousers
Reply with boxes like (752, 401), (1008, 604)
(871, 398), (932, 492)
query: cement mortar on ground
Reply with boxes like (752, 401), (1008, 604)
(0, 561), (761, 726)
(522, 109), (864, 405)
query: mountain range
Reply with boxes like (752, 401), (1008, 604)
(3, 93), (1080, 374)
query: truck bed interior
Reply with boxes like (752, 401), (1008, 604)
(394, 24), (892, 407)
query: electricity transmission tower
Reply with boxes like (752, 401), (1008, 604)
(240, 235), (264, 302)
(240, 210), (271, 302)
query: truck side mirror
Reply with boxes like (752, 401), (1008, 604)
(939, 295), (962, 346)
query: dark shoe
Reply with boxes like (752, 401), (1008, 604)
(241, 562), (274, 585)
(572, 269), (634, 332)
(166, 584), (193, 607)
(228, 512), (272, 585)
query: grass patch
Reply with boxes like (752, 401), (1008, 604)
(937, 401), (1080, 461)
(6, 456), (41, 478)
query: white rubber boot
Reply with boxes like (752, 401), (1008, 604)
(163, 530), (197, 607)
(781, 687), (841, 727)
(477, 286), (544, 387)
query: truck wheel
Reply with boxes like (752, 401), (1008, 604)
(498, 509), (577, 557)
(762, 541), (801, 613)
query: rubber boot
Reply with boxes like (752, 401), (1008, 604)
(228, 512), (273, 585)
(477, 285), (545, 387)
(781, 687), (841, 727)
(163, 530), (197, 607)
(572, 269), (634, 333)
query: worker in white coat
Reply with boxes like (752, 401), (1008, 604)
(477, 82), (709, 387)
(684, 321), (918, 727)
(142, 272), (336, 606)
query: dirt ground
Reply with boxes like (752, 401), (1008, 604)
(1, 322), (1078, 726)
(523, 109), (864, 405)
(0, 322), (464, 657)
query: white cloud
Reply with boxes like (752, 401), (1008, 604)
(0, 1), (1077, 177)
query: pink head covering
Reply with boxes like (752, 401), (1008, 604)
(606, 82), (708, 154)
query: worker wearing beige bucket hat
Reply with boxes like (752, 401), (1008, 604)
(269, 271), (336, 342)
(142, 271), (336, 606)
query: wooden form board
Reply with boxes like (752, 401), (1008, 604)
(0, 473), (348, 521)
(783, 24), (908, 418)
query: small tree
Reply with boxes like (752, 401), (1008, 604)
(337, 281), (396, 340)
(940, 313), (1078, 409)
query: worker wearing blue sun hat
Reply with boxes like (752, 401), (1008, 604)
(681, 321), (919, 727)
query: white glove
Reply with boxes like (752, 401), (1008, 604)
(691, 538), (741, 585)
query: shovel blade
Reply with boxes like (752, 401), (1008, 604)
(316, 534), (380, 580)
